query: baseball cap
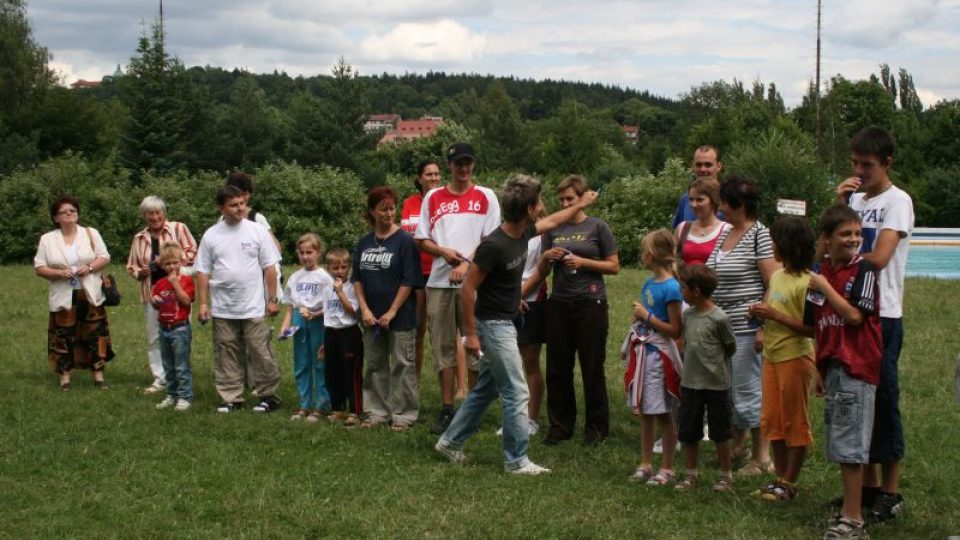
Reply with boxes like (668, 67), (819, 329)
(447, 143), (476, 163)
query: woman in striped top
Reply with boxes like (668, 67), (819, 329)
(705, 177), (780, 476)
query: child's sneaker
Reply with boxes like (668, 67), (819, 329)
(823, 516), (868, 539)
(156, 396), (177, 409)
(760, 479), (798, 502)
(865, 492), (904, 524)
(174, 399), (191, 411)
(712, 476), (735, 493)
(290, 408), (308, 421)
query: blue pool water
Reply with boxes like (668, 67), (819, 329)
(906, 244), (960, 279)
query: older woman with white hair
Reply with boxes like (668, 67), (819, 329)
(126, 195), (198, 394)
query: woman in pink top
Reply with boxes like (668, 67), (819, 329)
(400, 160), (442, 380)
(675, 178), (730, 266)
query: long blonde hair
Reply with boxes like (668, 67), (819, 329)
(640, 228), (677, 276)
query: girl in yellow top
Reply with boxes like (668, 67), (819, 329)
(747, 216), (817, 501)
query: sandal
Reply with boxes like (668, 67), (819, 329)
(645, 469), (676, 486)
(343, 413), (359, 427)
(360, 416), (386, 428)
(390, 421), (413, 432)
(824, 516), (868, 539)
(290, 408), (309, 421)
(674, 474), (698, 490)
(737, 460), (774, 476)
(712, 476), (735, 493)
(60, 381), (71, 391)
(627, 466), (654, 483)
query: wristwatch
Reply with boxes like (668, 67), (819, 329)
(268, 296), (280, 303)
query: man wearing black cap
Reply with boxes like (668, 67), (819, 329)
(416, 143), (501, 434)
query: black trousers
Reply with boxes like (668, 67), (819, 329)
(324, 326), (364, 414)
(545, 297), (610, 440)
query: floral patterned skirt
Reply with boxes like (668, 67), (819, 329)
(48, 291), (115, 374)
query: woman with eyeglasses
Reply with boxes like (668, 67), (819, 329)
(34, 195), (115, 390)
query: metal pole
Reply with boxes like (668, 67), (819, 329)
(815, 0), (822, 153)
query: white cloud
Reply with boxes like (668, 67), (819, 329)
(359, 20), (487, 64)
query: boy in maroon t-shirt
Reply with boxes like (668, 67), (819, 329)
(151, 243), (196, 411)
(804, 205), (882, 540)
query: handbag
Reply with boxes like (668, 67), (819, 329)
(87, 227), (122, 306)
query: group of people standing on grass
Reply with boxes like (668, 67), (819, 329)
(34, 127), (911, 538)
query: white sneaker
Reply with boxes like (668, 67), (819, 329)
(156, 396), (176, 409)
(653, 438), (664, 454)
(506, 459), (551, 476)
(702, 424), (710, 441)
(144, 381), (165, 395)
(434, 440), (467, 464)
(174, 399), (191, 411)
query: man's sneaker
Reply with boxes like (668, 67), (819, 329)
(866, 492), (904, 525)
(216, 401), (244, 413)
(174, 399), (191, 411)
(143, 381), (165, 395)
(252, 396), (282, 413)
(823, 516), (868, 539)
(429, 409), (455, 435)
(155, 396), (176, 409)
(434, 440), (466, 464)
(505, 459), (551, 476)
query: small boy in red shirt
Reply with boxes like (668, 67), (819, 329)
(151, 243), (196, 411)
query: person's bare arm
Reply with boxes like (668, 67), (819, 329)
(197, 272), (211, 321)
(378, 285), (413, 329)
(860, 229), (904, 271)
(459, 264), (488, 357)
(809, 273), (864, 325)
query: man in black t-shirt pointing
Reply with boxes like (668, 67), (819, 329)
(434, 175), (596, 475)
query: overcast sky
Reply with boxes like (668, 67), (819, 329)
(27, 0), (960, 108)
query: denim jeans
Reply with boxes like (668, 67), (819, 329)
(440, 319), (531, 466)
(729, 332), (762, 429)
(292, 312), (329, 410)
(159, 324), (193, 400)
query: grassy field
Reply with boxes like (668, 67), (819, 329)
(2, 264), (958, 539)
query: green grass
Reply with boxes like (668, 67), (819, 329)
(2, 264), (958, 538)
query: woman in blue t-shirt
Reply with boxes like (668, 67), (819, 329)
(352, 187), (424, 430)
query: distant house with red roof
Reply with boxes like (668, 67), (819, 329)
(364, 114), (401, 133)
(379, 115), (444, 145)
(70, 79), (102, 89)
(622, 125), (640, 144)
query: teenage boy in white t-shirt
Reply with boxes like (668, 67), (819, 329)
(196, 185), (283, 414)
(835, 126), (913, 524)
(416, 143), (501, 435)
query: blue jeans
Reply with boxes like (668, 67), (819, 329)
(440, 319), (531, 466)
(870, 317), (905, 463)
(292, 312), (330, 410)
(729, 332), (762, 429)
(159, 324), (193, 400)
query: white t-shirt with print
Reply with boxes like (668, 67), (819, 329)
(415, 184), (501, 289)
(850, 185), (914, 318)
(283, 267), (333, 312)
(194, 219), (281, 319)
(321, 281), (360, 329)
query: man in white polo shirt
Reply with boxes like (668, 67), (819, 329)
(196, 184), (283, 413)
(416, 143), (501, 434)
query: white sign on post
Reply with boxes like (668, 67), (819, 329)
(776, 199), (807, 216)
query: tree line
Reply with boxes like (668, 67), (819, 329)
(2, 1), (959, 262)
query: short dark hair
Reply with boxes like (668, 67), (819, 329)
(770, 216), (815, 273)
(850, 126), (895, 162)
(679, 263), (718, 298)
(50, 195), (80, 228)
(365, 186), (397, 226)
(719, 176), (760, 219)
(818, 204), (861, 238)
(225, 171), (254, 194)
(414, 159), (440, 193)
(216, 185), (245, 206)
(501, 174), (542, 223)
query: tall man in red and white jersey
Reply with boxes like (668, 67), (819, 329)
(416, 143), (501, 434)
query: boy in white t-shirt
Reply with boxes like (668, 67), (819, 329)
(835, 126), (913, 525)
(196, 185), (283, 414)
(320, 248), (363, 426)
(280, 233), (334, 422)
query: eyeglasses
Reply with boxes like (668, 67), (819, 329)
(57, 208), (78, 216)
